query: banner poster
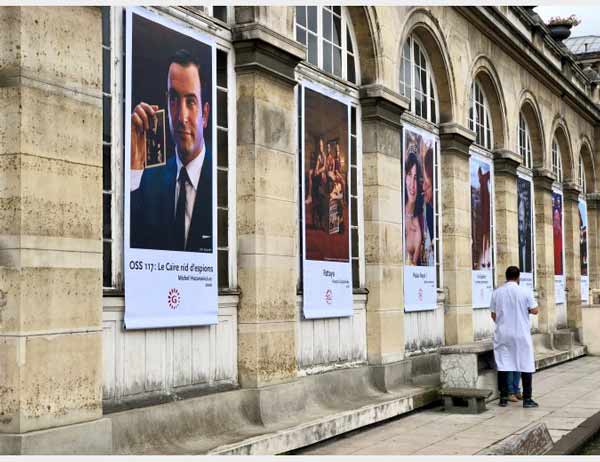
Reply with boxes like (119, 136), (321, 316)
(471, 154), (494, 308)
(517, 176), (534, 300)
(579, 198), (589, 303)
(553, 191), (566, 304)
(301, 84), (352, 319)
(124, 8), (218, 329)
(402, 125), (437, 311)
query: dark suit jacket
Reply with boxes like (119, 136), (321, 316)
(130, 149), (213, 253)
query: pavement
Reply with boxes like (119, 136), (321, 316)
(295, 355), (600, 455)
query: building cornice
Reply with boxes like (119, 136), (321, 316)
(456, 6), (600, 125)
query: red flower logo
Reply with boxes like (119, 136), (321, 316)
(168, 288), (181, 310)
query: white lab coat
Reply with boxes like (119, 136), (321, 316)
(490, 281), (536, 373)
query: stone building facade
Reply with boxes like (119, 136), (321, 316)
(1, 5), (599, 454)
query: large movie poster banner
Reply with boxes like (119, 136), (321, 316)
(517, 176), (534, 299)
(579, 198), (589, 303)
(403, 125), (437, 311)
(553, 191), (566, 304)
(471, 155), (494, 308)
(124, 8), (218, 329)
(302, 84), (352, 319)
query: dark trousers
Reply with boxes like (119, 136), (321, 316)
(498, 371), (532, 399)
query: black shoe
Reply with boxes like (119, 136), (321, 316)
(523, 399), (539, 408)
(498, 398), (508, 407)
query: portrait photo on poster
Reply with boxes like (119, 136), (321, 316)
(129, 11), (213, 254)
(552, 192), (564, 276)
(303, 88), (350, 263)
(402, 125), (437, 312)
(124, 8), (218, 330)
(517, 177), (533, 274)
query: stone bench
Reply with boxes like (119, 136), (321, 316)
(439, 340), (498, 403)
(440, 387), (493, 414)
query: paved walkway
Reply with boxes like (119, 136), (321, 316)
(296, 356), (600, 455)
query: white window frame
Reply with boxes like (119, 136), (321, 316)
(518, 112), (533, 170)
(579, 156), (587, 194)
(469, 80), (493, 150)
(552, 137), (563, 184)
(399, 34), (439, 125)
(295, 6), (360, 85)
(102, 6), (238, 293)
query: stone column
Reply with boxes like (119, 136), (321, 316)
(587, 193), (600, 302)
(533, 168), (557, 334)
(493, 150), (521, 283)
(439, 123), (475, 345)
(563, 182), (582, 330)
(360, 85), (408, 364)
(233, 18), (304, 387)
(0, 7), (110, 454)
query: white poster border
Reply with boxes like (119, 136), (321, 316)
(470, 149), (495, 309)
(517, 172), (536, 304)
(552, 186), (566, 306)
(402, 122), (439, 312)
(123, 7), (218, 329)
(579, 197), (589, 303)
(300, 81), (353, 319)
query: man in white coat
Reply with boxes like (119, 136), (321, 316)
(490, 266), (539, 408)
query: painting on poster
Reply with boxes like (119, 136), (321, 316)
(553, 191), (565, 304)
(580, 198), (589, 303)
(302, 85), (352, 319)
(403, 126), (437, 311)
(518, 176), (535, 301)
(124, 8), (218, 329)
(471, 155), (494, 308)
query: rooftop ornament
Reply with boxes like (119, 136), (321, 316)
(547, 15), (581, 41)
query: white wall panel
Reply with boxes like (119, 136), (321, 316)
(405, 305), (444, 353)
(297, 294), (367, 370)
(102, 295), (238, 402)
(473, 307), (495, 340)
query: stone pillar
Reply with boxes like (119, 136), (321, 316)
(563, 182), (582, 329)
(233, 18), (304, 387)
(360, 85), (408, 364)
(587, 193), (600, 301)
(0, 7), (111, 454)
(439, 123), (475, 345)
(533, 168), (557, 334)
(493, 150), (521, 284)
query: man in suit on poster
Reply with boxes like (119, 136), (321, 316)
(130, 49), (213, 253)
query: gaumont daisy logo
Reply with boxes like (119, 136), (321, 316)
(324, 289), (333, 305)
(167, 288), (181, 310)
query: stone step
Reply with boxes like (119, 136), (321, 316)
(535, 345), (586, 370)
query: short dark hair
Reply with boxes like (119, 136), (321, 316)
(169, 49), (202, 83)
(505, 266), (520, 281)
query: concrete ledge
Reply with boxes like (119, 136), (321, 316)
(535, 345), (586, 370)
(0, 418), (112, 455)
(477, 422), (553, 455)
(547, 410), (600, 455)
(110, 361), (439, 455)
(440, 340), (493, 355)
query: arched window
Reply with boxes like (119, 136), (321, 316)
(469, 80), (493, 150)
(295, 6), (358, 84)
(399, 35), (438, 124)
(518, 112), (532, 169)
(552, 138), (563, 183)
(579, 156), (587, 194)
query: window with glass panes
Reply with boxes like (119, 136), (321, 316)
(518, 112), (532, 169)
(579, 156), (586, 193)
(552, 138), (563, 183)
(102, 6), (114, 289)
(469, 80), (493, 150)
(295, 6), (357, 84)
(399, 35), (438, 124)
(101, 7), (235, 293)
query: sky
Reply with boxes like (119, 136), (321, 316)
(536, 5), (600, 37)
